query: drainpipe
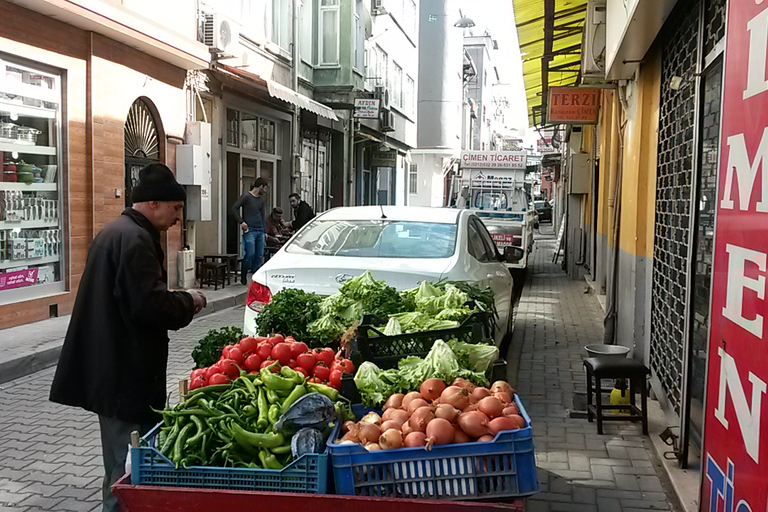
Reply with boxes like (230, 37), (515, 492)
(291, 0), (300, 197)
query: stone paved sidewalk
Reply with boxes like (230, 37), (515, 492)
(507, 224), (679, 512)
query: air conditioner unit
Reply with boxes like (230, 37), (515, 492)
(374, 85), (390, 109)
(177, 250), (196, 289)
(581, 0), (606, 84)
(203, 12), (241, 55)
(380, 108), (395, 132)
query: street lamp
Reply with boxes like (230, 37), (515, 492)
(454, 10), (475, 28)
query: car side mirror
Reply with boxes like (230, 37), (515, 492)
(503, 246), (524, 262)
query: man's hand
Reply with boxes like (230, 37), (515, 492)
(241, 222), (248, 232)
(187, 289), (207, 314)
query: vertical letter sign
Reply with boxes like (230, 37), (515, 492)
(702, 3), (768, 512)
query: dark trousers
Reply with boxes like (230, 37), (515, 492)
(98, 415), (153, 512)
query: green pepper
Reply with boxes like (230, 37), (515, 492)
(280, 366), (304, 384)
(237, 375), (257, 395)
(159, 421), (179, 455)
(306, 382), (340, 401)
(259, 449), (284, 470)
(270, 444), (292, 455)
(185, 415), (207, 447)
(243, 404), (258, 417)
(268, 403), (281, 424)
(279, 384), (307, 414)
(172, 423), (195, 466)
(266, 388), (280, 404)
(184, 383), (232, 399)
(261, 366), (296, 391)
(230, 422), (286, 449)
(256, 388), (270, 430)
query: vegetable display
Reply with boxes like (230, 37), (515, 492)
(191, 326), (244, 369)
(353, 339), (499, 407)
(336, 377), (522, 451)
(252, 271), (494, 347)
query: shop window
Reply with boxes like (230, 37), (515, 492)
(0, 57), (64, 298)
(227, 109), (240, 147)
(259, 118), (275, 154)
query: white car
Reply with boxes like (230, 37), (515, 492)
(243, 206), (523, 345)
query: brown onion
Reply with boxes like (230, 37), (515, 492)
(380, 420), (402, 432)
(406, 398), (430, 414)
(420, 378), (446, 402)
(458, 410), (490, 438)
(342, 421), (356, 434)
(358, 423), (382, 444)
(404, 431), (427, 447)
(379, 428), (403, 449)
(502, 404), (520, 417)
(365, 443), (382, 451)
(425, 418), (454, 449)
(477, 396), (504, 419)
(409, 406), (435, 432)
(383, 393), (405, 411)
(440, 386), (470, 410)
(493, 391), (512, 404)
(360, 412), (382, 425)
(477, 434), (495, 442)
(341, 430), (360, 443)
(453, 426), (470, 443)
(464, 403), (479, 412)
(401, 420), (414, 436)
(434, 403), (460, 423)
(470, 387), (492, 402)
(386, 408), (410, 427)
(490, 380), (515, 397)
(452, 377), (477, 392)
(488, 416), (524, 435)
(402, 391), (424, 411)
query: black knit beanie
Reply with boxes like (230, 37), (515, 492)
(131, 163), (187, 203)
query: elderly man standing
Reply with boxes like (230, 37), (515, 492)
(49, 163), (206, 512)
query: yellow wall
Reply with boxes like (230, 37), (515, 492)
(618, 48), (661, 259)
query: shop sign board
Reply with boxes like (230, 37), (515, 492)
(0, 268), (38, 291)
(547, 87), (600, 124)
(490, 233), (517, 248)
(701, 3), (768, 512)
(537, 138), (558, 154)
(460, 151), (527, 170)
(353, 98), (380, 118)
(372, 150), (397, 167)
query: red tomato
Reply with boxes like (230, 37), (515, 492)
(271, 343), (292, 366)
(248, 370), (260, 375)
(255, 336), (269, 343)
(288, 359), (297, 369)
(314, 347), (334, 366)
(256, 342), (273, 360)
(289, 341), (308, 359)
(260, 359), (280, 372)
(307, 376), (323, 384)
(221, 345), (237, 359)
(228, 347), (245, 366)
(313, 362), (331, 381)
(329, 369), (343, 390)
(270, 334), (285, 345)
(285, 336), (296, 343)
(294, 367), (309, 378)
(219, 358), (240, 380)
(238, 336), (258, 355)
(208, 373), (230, 385)
(244, 353), (262, 372)
(331, 359), (355, 374)
(205, 363), (222, 380)
(296, 352), (316, 372)
(189, 374), (207, 390)
(190, 368), (206, 381)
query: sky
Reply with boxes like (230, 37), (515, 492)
(459, 1), (530, 132)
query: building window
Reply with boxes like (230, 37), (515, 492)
(409, 164), (418, 194)
(406, 75), (415, 115)
(273, 0), (293, 49)
(319, 0), (340, 65)
(354, 0), (365, 71)
(235, 0), (268, 45)
(376, 45), (388, 88)
(259, 118), (276, 154)
(300, 0), (313, 63)
(393, 63), (403, 109)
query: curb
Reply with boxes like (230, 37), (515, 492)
(0, 292), (246, 386)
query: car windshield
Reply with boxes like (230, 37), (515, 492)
(534, 201), (549, 209)
(284, 219), (458, 258)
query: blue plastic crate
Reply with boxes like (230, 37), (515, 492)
(130, 421), (338, 493)
(327, 395), (539, 500)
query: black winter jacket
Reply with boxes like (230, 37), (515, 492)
(291, 201), (315, 231)
(50, 208), (194, 424)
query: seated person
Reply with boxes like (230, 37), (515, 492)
(266, 207), (289, 247)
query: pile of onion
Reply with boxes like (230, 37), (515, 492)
(336, 378), (525, 451)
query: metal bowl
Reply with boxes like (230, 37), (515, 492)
(584, 344), (630, 358)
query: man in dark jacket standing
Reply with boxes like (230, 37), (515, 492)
(231, 177), (268, 284)
(50, 164), (206, 512)
(287, 192), (315, 231)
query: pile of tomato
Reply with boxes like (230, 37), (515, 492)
(189, 333), (355, 391)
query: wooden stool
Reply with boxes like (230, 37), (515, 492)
(200, 261), (227, 290)
(584, 357), (650, 435)
(204, 254), (238, 286)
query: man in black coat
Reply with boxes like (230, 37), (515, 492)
(287, 192), (315, 231)
(50, 164), (206, 512)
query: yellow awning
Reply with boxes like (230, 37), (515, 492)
(513, 0), (587, 126)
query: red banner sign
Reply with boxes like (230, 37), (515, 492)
(490, 233), (518, 248)
(702, 3), (768, 511)
(547, 87), (600, 124)
(0, 268), (38, 291)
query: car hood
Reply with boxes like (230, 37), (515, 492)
(254, 253), (455, 295)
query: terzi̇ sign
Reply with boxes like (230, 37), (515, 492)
(701, 2), (768, 511)
(547, 87), (600, 124)
(460, 151), (527, 169)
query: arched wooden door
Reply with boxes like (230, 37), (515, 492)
(124, 99), (160, 206)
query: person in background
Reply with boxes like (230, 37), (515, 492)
(231, 177), (268, 284)
(49, 164), (207, 512)
(286, 192), (315, 231)
(265, 207), (289, 247)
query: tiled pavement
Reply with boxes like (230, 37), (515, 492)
(509, 224), (679, 512)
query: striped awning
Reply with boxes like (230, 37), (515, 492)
(513, 0), (588, 126)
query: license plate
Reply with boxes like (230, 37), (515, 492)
(491, 233), (517, 247)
